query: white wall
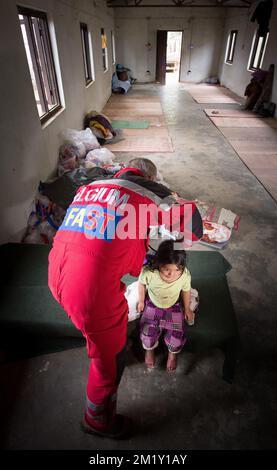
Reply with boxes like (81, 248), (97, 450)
(0, 0), (115, 243)
(114, 7), (226, 84)
(219, 1), (277, 106)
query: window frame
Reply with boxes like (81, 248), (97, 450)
(248, 32), (269, 71)
(80, 22), (93, 86)
(225, 30), (238, 65)
(101, 28), (108, 72)
(18, 6), (62, 125)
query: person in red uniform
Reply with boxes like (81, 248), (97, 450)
(48, 158), (203, 439)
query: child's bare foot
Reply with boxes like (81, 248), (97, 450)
(167, 352), (177, 372)
(145, 350), (155, 369)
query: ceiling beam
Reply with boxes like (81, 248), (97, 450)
(107, 1), (251, 7)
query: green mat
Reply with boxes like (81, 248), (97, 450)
(0, 244), (240, 381)
(111, 120), (149, 129)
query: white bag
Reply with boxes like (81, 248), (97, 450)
(86, 147), (115, 165)
(125, 281), (141, 322)
(61, 128), (100, 152)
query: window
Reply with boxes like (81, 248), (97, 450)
(225, 30), (237, 64)
(18, 6), (61, 124)
(248, 32), (269, 71)
(111, 30), (116, 65)
(80, 23), (94, 85)
(101, 28), (108, 71)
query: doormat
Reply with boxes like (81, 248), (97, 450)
(111, 120), (150, 129)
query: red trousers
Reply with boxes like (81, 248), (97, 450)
(48, 241), (129, 430)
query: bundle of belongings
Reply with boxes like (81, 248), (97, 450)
(111, 63), (135, 94)
(22, 192), (66, 244)
(244, 64), (275, 116)
(244, 69), (268, 110)
(84, 112), (116, 141)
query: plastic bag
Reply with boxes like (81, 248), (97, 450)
(23, 191), (65, 244)
(61, 128), (100, 152)
(125, 281), (141, 322)
(85, 148), (115, 165)
(68, 139), (86, 159)
(83, 160), (97, 170)
(58, 143), (80, 175)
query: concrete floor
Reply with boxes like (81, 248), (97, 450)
(1, 82), (277, 450)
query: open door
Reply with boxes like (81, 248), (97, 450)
(156, 30), (167, 85)
(166, 31), (183, 84)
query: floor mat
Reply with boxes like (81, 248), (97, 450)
(120, 127), (169, 137)
(230, 140), (277, 154)
(111, 120), (149, 129)
(219, 127), (277, 140)
(210, 117), (277, 128)
(204, 109), (258, 118)
(186, 85), (241, 104)
(204, 103), (277, 200)
(238, 153), (277, 169)
(232, 153), (277, 200)
(229, 139), (277, 200)
(110, 115), (166, 126)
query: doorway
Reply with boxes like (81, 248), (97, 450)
(166, 31), (182, 84)
(156, 30), (183, 85)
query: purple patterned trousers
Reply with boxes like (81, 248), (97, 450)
(140, 298), (187, 353)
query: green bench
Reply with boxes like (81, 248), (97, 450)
(0, 243), (240, 382)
